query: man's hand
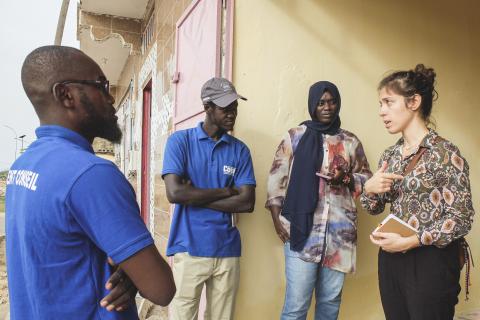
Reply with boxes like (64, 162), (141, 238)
(369, 232), (420, 253)
(100, 258), (138, 312)
(364, 161), (403, 195)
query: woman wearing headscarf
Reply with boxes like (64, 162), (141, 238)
(266, 81), (372, 320)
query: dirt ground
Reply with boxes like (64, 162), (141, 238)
(0, 235), (9, 320)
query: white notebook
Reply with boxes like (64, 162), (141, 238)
(373, 214), (418, 238)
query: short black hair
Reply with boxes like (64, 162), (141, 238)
(21, 45), (86, 110)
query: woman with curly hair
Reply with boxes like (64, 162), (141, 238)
(361, 64), (475, 320)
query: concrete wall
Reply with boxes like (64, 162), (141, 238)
(111, 1), (192, 317)
(80, 11), (142, 52)
(150, 0), (191, 257)
(231, 0), (480, 319)
(78, 11), (144, 157)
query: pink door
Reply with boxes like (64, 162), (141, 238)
(173, 0), (223, 130)
(141, 80), (152, 225)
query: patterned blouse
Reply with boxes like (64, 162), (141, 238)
(266, 125), (372, 273)
(360, 130), (475, 248)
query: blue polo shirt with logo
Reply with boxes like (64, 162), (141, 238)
(162, 122), (256, 257)
(5, 125), (153, 320)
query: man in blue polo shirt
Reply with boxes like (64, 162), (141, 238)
(162, 77), (256, 320)
(5, 46), (175, 319)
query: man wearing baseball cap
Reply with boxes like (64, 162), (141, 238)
(162, 77), (256, 319)
(201, 77), (247, 107)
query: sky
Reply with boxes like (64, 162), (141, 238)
(0, 0), (79, 171)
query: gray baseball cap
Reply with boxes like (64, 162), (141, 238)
(201, 77), (247, 108)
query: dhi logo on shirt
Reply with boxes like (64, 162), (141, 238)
(223, 165), (236, 176)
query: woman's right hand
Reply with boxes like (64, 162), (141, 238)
(364, 161), (404, 195)
(269, 205), (290, 243)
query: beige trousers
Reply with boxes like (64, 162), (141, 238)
(169, 253), (240, 320)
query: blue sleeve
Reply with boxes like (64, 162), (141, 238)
(67, 163), (154, 264)
(162, 132), (187, 178)
(234, 145), (256, 187)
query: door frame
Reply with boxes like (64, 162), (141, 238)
(140, 79), (152, 225)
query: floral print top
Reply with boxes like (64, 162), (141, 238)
(266, 125), (372, 273)
(360, 130), (475, 248)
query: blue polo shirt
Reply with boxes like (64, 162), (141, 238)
(162, 122), (256, 257)
(5, 125), (153, 320)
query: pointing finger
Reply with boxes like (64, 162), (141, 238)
(384, 173), (404, 180)
(377, 161), (388, 174)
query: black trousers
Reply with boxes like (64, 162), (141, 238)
(378, 240), (461, 320)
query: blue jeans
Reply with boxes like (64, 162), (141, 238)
(281, 242), (345, 320)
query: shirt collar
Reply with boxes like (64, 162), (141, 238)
(420, 129), (438, 149)
(195, 122), (232, 144)
(35, 125), (94, 153)
(395, 128), (437, 150)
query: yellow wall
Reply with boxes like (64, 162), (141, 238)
(232, 1), (480, 319)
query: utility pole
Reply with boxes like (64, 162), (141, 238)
(18, 135), (26, 154)
(54, 0), (70, 45)
(3, 125), (18, 161)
